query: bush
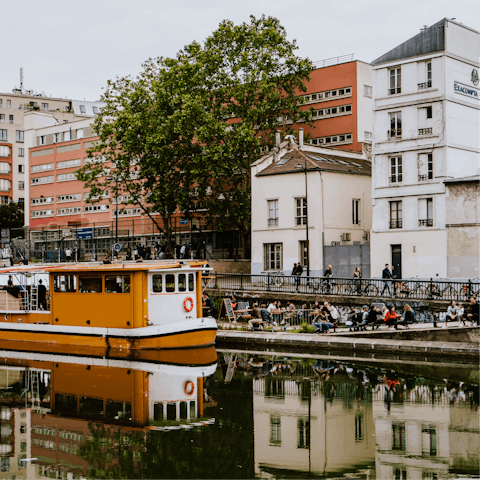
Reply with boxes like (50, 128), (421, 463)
(300, 322), (315, 333)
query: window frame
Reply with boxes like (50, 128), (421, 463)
(352, 199), (360, 225)
(263, 243), (283, 271)
(389, 156), (403, 183)
(389, 201), (403, 229)
(389, 112), (402, 138)
(295, 197), (307, 226)
(389, 67), (401, 94)
(267, 199), (278, 227)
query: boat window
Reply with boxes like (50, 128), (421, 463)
(78, 276), (102, 293)
(105, 401), (132, 421)
(152, 274), (163, 293)
(53, 275), (77, 292)
(188, 273), (195, 291)
(79, 396), (104, 417)
(153, 403), (164, 421)
(179, 401), (188, 419)
(165, 274), (175, 293)
(178, 274), (186, 292)
(105, 275), (130, 293)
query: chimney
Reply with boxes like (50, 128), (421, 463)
(275, 131), (281, 149)
(299, 128), (304, 148)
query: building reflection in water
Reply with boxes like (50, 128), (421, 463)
(245, 356), (479, 479)
(0, 348), (217, 480)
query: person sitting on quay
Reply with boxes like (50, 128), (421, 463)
(457, 303), (465, 325)
(445, 300), (458, 328)
(384, 305), (400, 329)
(467, 297), (479, 325)
(313, 314), (336, 334)
(367, 305), (380, 330)
(356, 305), (369, 331)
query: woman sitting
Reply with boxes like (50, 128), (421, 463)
(384, 305), (400, 329)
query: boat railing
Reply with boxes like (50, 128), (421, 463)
(0, 289), (28, 313)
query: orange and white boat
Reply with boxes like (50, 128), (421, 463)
(0, 261), (217, 352)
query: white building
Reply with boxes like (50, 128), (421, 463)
(251, 131), (372, 277)
(370, 18), (480, 279)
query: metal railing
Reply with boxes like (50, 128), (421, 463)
(419, 219), (433, 227)
(0, 289), (29, 312)
(388, 87), (401, 95)
(312, 54), (354, 69)
(389, 220), (402, 229)
(206, 273), (480, 301)
(418, 128), (433, 135)
(418, 81), (432, 90)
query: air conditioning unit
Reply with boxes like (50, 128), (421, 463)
(363, 231), (370, 241)
(341, 233), (351, 241)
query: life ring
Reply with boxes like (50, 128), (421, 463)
(185, 381), (195, 395)
(183, 296), (194, 312)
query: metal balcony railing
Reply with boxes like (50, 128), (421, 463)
(390, 220), (402, 229)
(388, 87), (401, 95)
(418, 174), (427, 181)
(389, 174), (402, 183)
(418, 81), (432, 89)
(419, 219), (433, 227)
(312, 54), (354, 69)
(268, 218), (278, 227)
(388, 129), (402, 139)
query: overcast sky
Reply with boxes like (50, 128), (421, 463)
(3, 0), (479, 101)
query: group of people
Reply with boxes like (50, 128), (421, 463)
(445, 298), (479, 327)
(346, 303), (416, 330)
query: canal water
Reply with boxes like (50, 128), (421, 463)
(0, 348), (477, 479)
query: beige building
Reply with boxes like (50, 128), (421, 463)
(251, 131), (372, 277)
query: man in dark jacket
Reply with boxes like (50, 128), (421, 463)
(467, 297), (479, 325)
(381, 264), (393, 296)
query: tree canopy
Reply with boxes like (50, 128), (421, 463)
(0, 202), (24, 230)
(76, 15), (313, 253)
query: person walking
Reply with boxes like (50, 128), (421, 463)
(38, 279), (47, 310)
(381, 264), (393, 297)
(294, 262), (303, 290)
(65, 247), (73, 262)
(180, 244), (186, 259)
(353, 266), (362, 294)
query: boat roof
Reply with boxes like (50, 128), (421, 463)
(0, 260), (209, 275)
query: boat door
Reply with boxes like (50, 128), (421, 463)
(148, 271), (196, 325)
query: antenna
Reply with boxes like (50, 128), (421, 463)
(20, 67), (23, 93)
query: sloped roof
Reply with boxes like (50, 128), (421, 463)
(371, 18), (446, 66)
(256, 149), (371, 177)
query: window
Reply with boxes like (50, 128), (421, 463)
(421, 427), (437, 456)
(389, 112), (402, 138)
(57, 193), (81, 203)
(0, 162), (10, 173)
(57, 172), (76, 182)
(426, 61), (432, 87)
(310, 133), (352, 145)
(313, 104), (351, 119)
(114, 207), (142, 217)
(295, 198), (307, 225)
(79, 276), (102, 293)
(0, 179), (11, 191)
(178, 273), (186, 292)
(0, 146), (9, 157)
(297, 418), (310, 448)
(18, 164), (24, 173)
(38, 135), (46, 145)
(53, 133), (61, 143)
(84, 204), (109, 213)
(92, 106), (98, 114)
(79, 105), (86, 114)
(418, 153), (433, 181)
(9, 115), (13, 124)
(355, 413), (364, 441)
(426, 106), (432, 119)
(32, 196), (54, 205)
(392, 423), (406, 450)
(6, 100), (10, 108)
(301, 87), (352, 104)
(57, 207), (81, 215)
(390, 201), (402, 229)
(390, 156), (402, 183)
(16, 130), (24, 143)
(165, 274), (175, 292)
(31, 209), (54, 217)
(364, 131), (372, 142)
(18, 147), (24, 157)
(41, 103), (49, 111)
(364, 85), (372, 96)
(63, 119), (68, 124)
(64, 130), (71, 141)
(427, 153), (433, 179)
(418, 198), (433, 227)
(299, 240), (309, 269)
(31, 163), (54, 173)
(263, 243), (283, 270)
(268, 199), (278, 226)
(0, 114), (3, 123)
(18, 181), (24, 190)
(352, 199), (360, 225)
(152, 274), (163, 292)
(54, 275), (77, 292)
(270, 415), (281, 446)
(57, 159), (81, 169)
(389, 67), (401, 94)
(77, 129), (84, 139)
(105, 275), (130, 293)
(0, 130), (7, 141)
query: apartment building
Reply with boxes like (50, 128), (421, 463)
(294, 58), (373, 153)
(370, 18), (480, 278)
(0, 142), (13, 204)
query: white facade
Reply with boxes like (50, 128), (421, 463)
(371, 19), (480, 279)
(251, 137), (372, 277)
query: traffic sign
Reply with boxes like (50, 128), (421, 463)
(113, 243), (121, 253)
(77, 228), (93, 240)
(179, 219), (188, 225)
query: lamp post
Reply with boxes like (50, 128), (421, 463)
(107, 177), (119, 256)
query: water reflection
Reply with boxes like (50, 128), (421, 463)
(0, 348), (477, 479)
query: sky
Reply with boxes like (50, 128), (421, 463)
(2, 0), (479, 101)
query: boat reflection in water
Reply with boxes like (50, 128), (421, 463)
(0, 346), (217, 480)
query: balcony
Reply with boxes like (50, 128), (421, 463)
(268, 218), (278, 227)
(388, 129), (402, 139)
(419, 219), (433, 227)
(389, 174), (403, 183)
(418, 81), (432, 90)
(418, 174), (427, 181)
(390, 220), (402, 229)
(388, 87), (401, 95)
(418, 128), (432, 136)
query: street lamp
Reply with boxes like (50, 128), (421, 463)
(295, 158), (309, 277)
(107, 176), (119, 249)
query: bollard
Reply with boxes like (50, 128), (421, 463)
(433, 313), (438, 328)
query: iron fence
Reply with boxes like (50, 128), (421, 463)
(208, 273), (480, 302)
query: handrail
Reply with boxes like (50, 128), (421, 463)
(206, 273), (480, 302)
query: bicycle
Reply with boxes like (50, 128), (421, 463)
(261, 271), (284, 287)
(307, 277), (338, 294)
(342, 279), (378, 296)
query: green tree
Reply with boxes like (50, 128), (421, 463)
(0, 202), (24, 229)
(76, 15), (313, 256)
